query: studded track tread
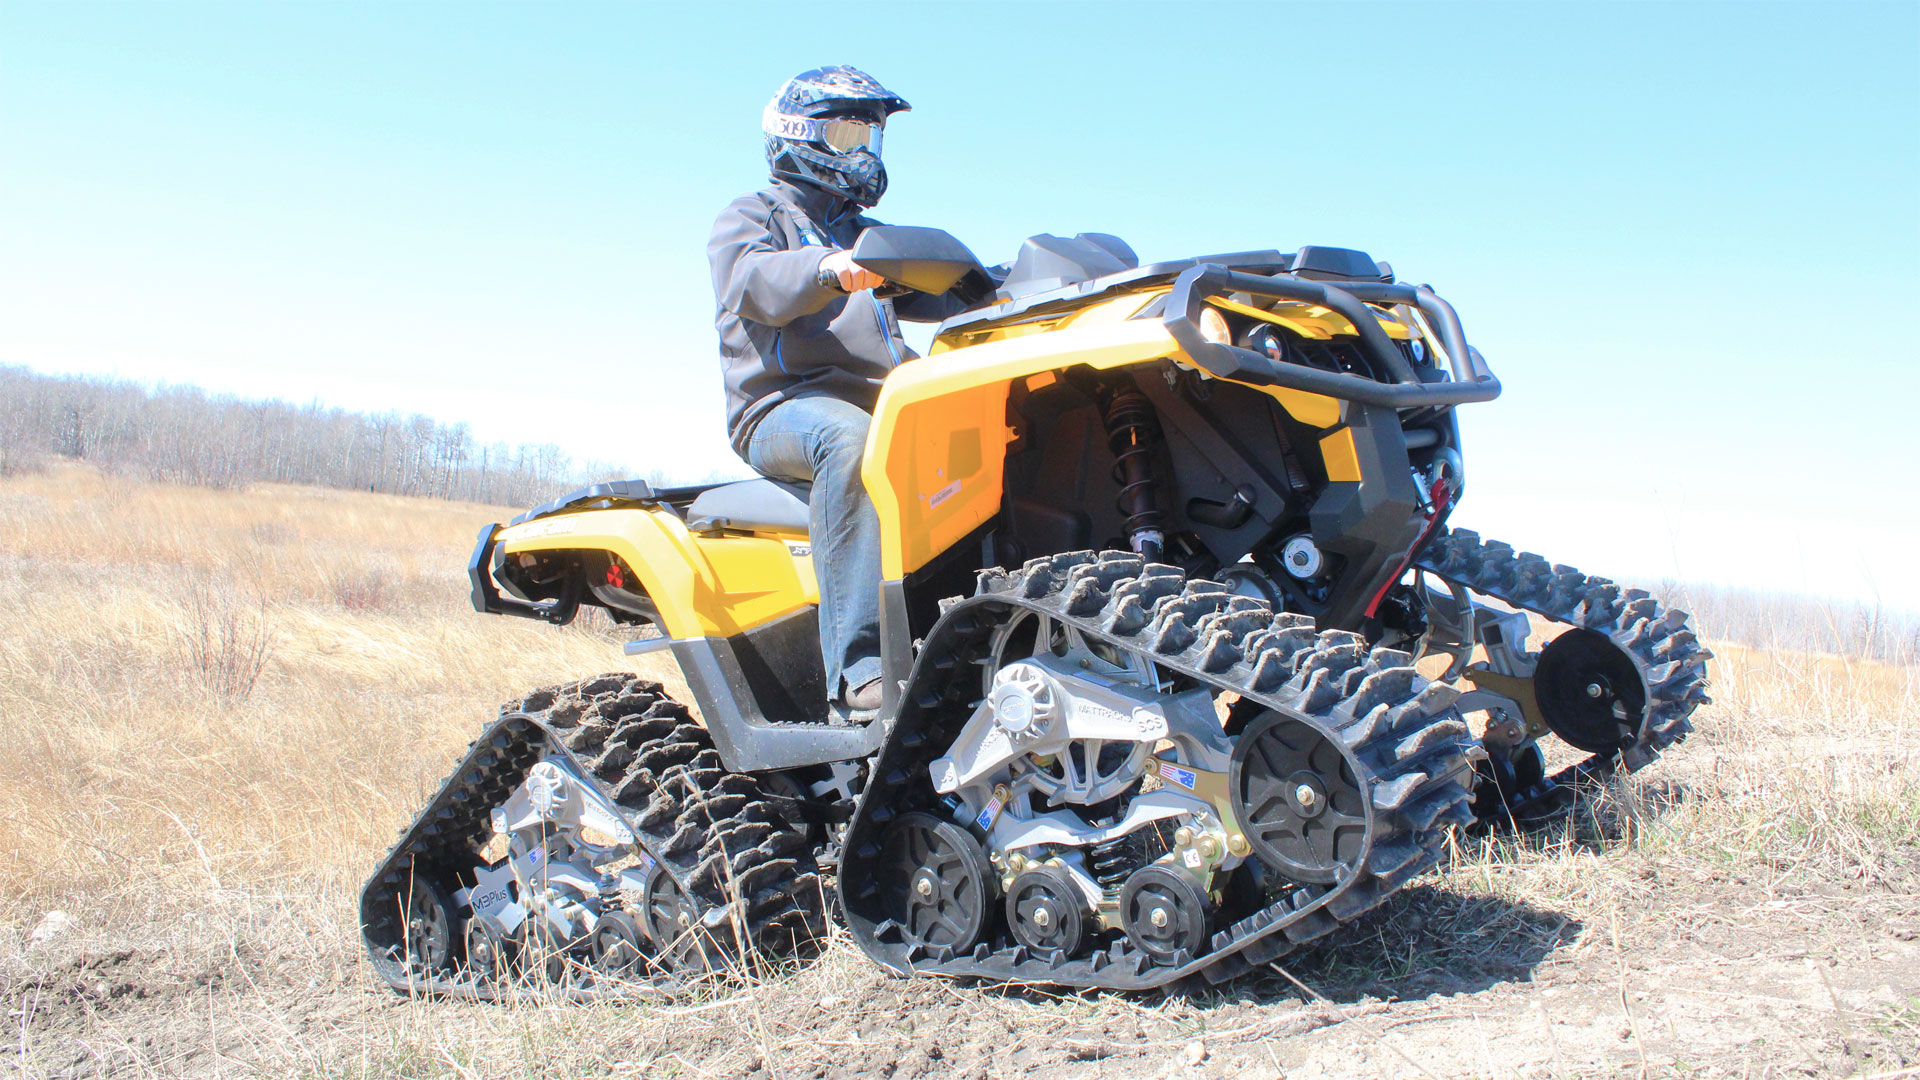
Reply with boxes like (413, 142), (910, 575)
(360, 674), (826, 1000)
(838, 550), (1481, 989)
(1414, 527), (1713, 781)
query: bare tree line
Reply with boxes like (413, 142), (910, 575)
(0, 365), (604, 506)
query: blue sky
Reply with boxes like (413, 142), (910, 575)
(2, 1), (1916, 607)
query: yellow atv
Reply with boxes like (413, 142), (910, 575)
(361, 230), (1709, 995)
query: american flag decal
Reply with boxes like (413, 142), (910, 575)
(1158, 761), (1198, 790)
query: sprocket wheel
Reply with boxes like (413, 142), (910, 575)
(880, 812), (993, 958)
(1229, 711), (1368, 883)
(1118, 865), (1208, 964)
(1005, 866), (1087, 960)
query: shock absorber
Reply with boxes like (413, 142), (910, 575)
(1100, 386), (1166, 562)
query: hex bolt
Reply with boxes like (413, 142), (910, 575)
(1032, 907), (1052, 928)
(1149, 906), (1169, 928)
(1585, 682), (1605, 699)
(1227, 834), (1252, 856)
(1295, 784), (1317, 808)
(1197, 836), (1221, 859)
(915, 877), (935, 899)
(1173, 826), (1195, 846)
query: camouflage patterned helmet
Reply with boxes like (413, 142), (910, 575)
(762, 66), (910, 208)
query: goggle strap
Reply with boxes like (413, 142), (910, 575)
(763, 106), (827, 144)
(762, 107), (880, 154)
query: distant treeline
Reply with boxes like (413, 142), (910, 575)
(1664, 581), (1918, 666)
(0, 365), (626, 506)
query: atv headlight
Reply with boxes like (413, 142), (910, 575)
(1199, 306), (1231, 346)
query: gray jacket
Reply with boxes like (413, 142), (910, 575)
(709, 178), (967, 455)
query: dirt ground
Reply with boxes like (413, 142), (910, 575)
(2, 467), (1916, 1078)
(10, 839), (1918, 1079)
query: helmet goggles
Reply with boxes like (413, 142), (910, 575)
(762, 106), (884, 156)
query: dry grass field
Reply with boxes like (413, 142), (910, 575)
(1, 463), (1915, 1079)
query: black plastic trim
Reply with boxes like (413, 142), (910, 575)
(467, 523), (579, 624)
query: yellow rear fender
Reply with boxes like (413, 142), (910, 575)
(485, 507), (817, 639)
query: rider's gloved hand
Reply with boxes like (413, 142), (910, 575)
(819, 249), (885, 293)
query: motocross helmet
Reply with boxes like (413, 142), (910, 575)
(763, 66), (909, 208)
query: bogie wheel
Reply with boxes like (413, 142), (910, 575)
(1229, 711), (1367, 883)
(588, 911), (649, 980)
(516, 918), (579, 985)
(1534, 627), (1650, 755)
(879, 812), (994, 959)
(399, 867), (460, 976)
(1118, 866), (1209, 965)
(463, 917), (517, 985)
(1005, 866), (1088, 960)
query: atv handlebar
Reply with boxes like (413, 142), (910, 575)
(816, 264), (914, 300)
(1164, 265), (1501, 409)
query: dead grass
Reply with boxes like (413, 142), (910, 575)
(0, 462), (1914, 1080)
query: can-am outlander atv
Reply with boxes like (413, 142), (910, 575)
(361, 228), (1710, 996)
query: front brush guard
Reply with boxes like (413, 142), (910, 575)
(1164, 264), (1501, 408)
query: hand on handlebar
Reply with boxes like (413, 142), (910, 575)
(817, 249), (886, 293)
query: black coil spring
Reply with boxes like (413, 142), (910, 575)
(1087, 835), (1137, 893)
(1101, 388), (1164, 537)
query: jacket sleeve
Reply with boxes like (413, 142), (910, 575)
(709, 197), (837, 327)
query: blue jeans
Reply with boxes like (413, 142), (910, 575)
(743, 395), (882, 701)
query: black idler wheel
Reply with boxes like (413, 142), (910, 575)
(588, 910), (649, 979)
(1229, 711), (1367, 883)
(879, 812), (993, 958)
(399, 867), (460, 976)
(1534, 628), (1650, 755)
(463, 917), (517, 984)
(1118, 865), (1208, 964)
(1004, 866), (1088, 960)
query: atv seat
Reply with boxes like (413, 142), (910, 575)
(685, 478), (811, 534)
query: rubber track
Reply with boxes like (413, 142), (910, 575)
(838, 550), (1481, 989)
(1415, 527), (1713, 781)
(360, 674), (825, 999)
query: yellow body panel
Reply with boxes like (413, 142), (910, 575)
(1319, 428), (1363, 483)
(1260, 386), (1343, 428)
(495, 508), (817, 638)
(930, 291), (1165, 353)
(868, 321), (1184, 578)
(1206, 294), (1412, 341)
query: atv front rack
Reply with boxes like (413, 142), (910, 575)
(1165, 265), (1501, 409)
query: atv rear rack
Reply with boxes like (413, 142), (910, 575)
(1165, 265), (1501, 409)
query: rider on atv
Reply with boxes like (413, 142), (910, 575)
(708, 65), (971, 717)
